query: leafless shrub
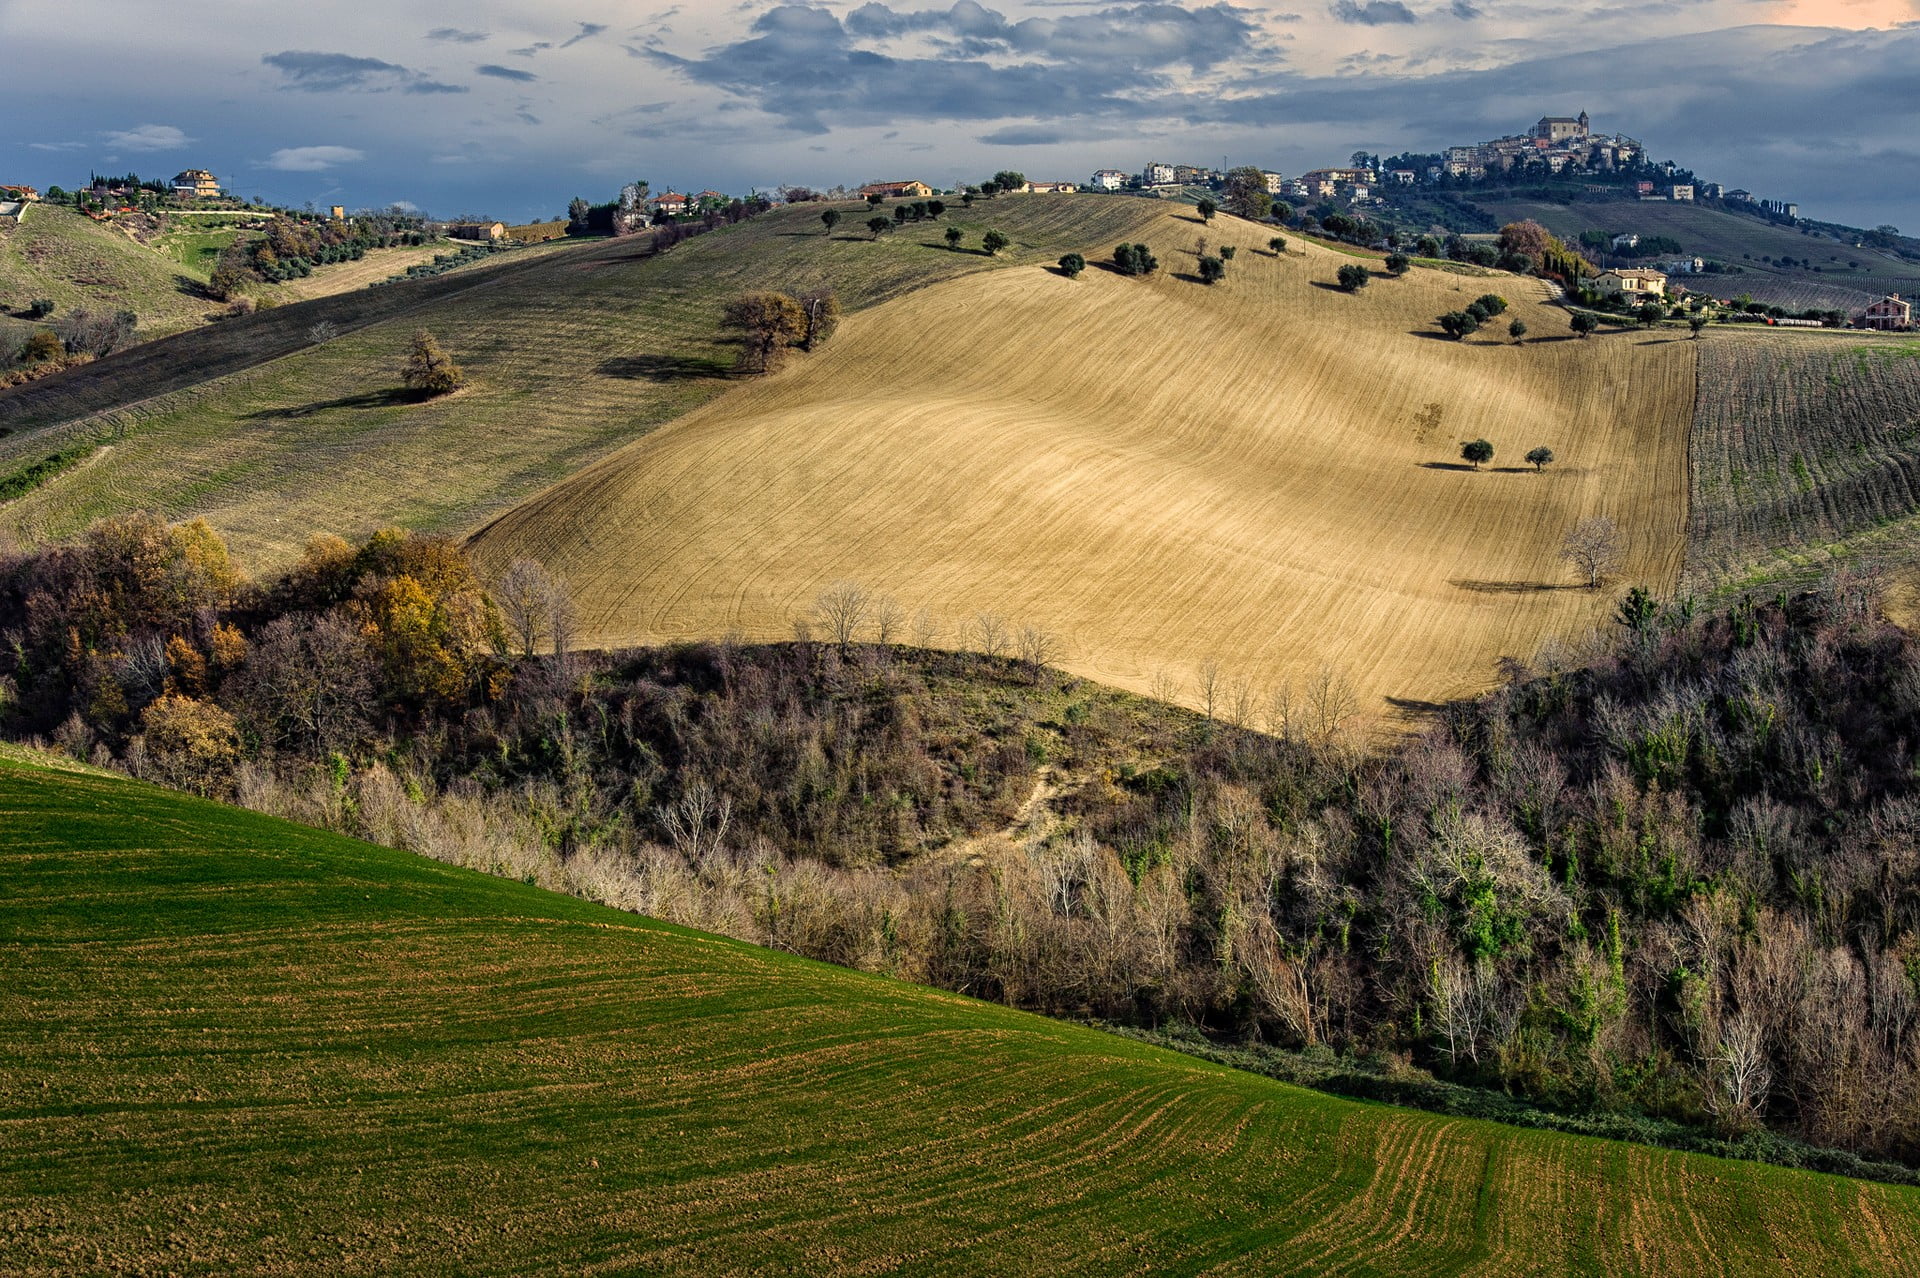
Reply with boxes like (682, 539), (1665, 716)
(1148, 667), (1181, 706)
(1196, 659), (1222, 719)
(657, 783), (734, 859)
(307, 320), (338, 344)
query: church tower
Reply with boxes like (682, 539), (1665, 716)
(1578, 110), (1590, 136)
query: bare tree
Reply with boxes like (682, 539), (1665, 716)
(1015, 624), (1061, 669)
(910, 607), (941, 649)
(657, 783), (733, 860)
(1224, 675), (1255, 728)
(870, 595), (905, 646)
(973, 612), (1009, 659)
(1560, 516), (1624, 590)
(1263, 683), (1297, 741)
(1306, 665), (1358, 746)
(307, 320), (338, 345)
(496, 557), (558, 657)
(815, 581), (871, 647)
(548, 575), (579, 675)
(1196, 659), (1222, 720)
(1148, 668), (1181, 706)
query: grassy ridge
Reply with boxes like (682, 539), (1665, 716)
(4, 750), (1918, 1275)
(0, 205), (217, 336)
(0, 197), (1162, 567)
(1685, 332), (1920, 588)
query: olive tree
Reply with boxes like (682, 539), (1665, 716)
(1525, 446), (1554, 472)
(1461, 439), (1494, 470)
(981, 230), (1009, 256)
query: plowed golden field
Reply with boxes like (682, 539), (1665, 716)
(474, 210), (1694, 719)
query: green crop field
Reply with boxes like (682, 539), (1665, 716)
(1475, 197), (1920, 312)
(3, 748), (1917, 1275)
(1685, 331), (1920, 588)
(0, 196), (1162, 568)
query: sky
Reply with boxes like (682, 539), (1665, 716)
(1, 0), (1916, 228)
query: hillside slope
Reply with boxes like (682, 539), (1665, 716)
(4, 749), (1917, 1276)
(473, 208), (1694, 719)
(1475, 197), (1920, 312)
(0, 197), (1162, 566)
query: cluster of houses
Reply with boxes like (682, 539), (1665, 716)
(1441, 113), (1646, 183)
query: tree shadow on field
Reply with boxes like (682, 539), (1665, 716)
(599, 354), (734, 382)
(1386, 695), (1453, 723)
(1310, 280), (1355, 293)
(1450, 578), (1583, 594)
(1419, 461), (1486, 472)
(245, 388), (422, 419)
(915, 241), (992, 256)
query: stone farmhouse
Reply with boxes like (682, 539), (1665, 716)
(447, 221), (506, 241)
(1589, 268), (1668, 299)
(858, 180), (933, 199)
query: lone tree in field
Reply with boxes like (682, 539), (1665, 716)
(1337, 263), (1371, 292)
(1219, 245), (1236, 261)
(1113, 242), (1159, 276)
(1461, 439), (1494, 470)
(1690, 314), (1709, 338)
(866, 216), (891, 239)
(1268, 236), (1288, 255)
(1525, 446), (1554, 472)
(721, 291), (807, 374)
(1058, 252), (1085, 278)
(945, 227), (963, 250)
(1196, 197), (1217, 223)
(1197, 255), (1226, 285)
(981, 229), (1009, 256)
(821, 208), (840, 235)
(1561, 515), (1624, 589)
(1385, 252), (1411, 275)
(1571, 312), (1598, 339)
(1509, 318), (1528, 344)
(401, 329), (464, 397)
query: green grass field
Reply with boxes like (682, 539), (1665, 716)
(1474, 197), (1920, 312)
(3, 748), (1918, 1275)
(0, 196), (1163, 568)
(0, 204), (221, 336)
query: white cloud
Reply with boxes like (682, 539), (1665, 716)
(263, 145), (367, 172)
(103, 123), (189, 151)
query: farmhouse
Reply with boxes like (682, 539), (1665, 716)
(447, 221), (506, 241)
(171, 168), (220, 199)
(1026, 181), (1079, 194)
(858, 180), (933, 199)
(1590, 268), (1668, 299)
(650, 192), (690, 216)
(0, 185), (39, 202)
(1862, 294), (1913, 331)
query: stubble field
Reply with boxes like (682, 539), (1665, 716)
(5, 749), (1917, 1276)
(474, 208), (1696, 720)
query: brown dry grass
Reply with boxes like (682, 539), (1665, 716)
(474, 209), (1695, 721)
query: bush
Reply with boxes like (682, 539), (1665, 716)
(1268, 236), (1288, 255)
(20, 330), (63, 363)
(1385, 252), (1411, 275)
(1439, 310), (1480, 340)
(26, 299), (54, 319)
(1219, 245), (1236, 261)
(1474, 293), (1508, 316)
(1113, 243), (1158, 277)
(1057, 253), (1085, 278)
(1197, 255), (1225, 285)
(981, 230), (1009, 256)
(400, 329), (464, 396)
(1336, 263), (1371, 292)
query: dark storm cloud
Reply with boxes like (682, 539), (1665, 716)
(262, 50), (467, 93)
(842, 2), (1267, 73)
(1329, 1), (1417, 25)
(478, 64), (540, 82)
(645, 3), (1269, 132)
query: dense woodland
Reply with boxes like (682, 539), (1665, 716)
(4, 516), (1920, 1166)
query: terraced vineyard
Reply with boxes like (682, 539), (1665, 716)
(4, 748), (1917, 1275)
(1685, 332), (1920, 588)
(0, 197), (1163, 567)
(474, 205), (1695, 720)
